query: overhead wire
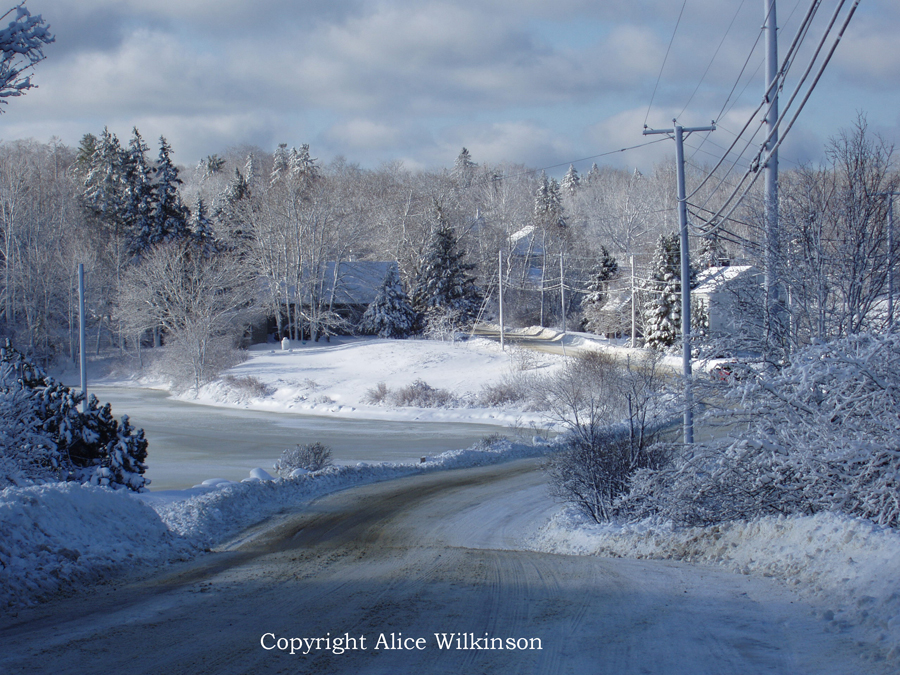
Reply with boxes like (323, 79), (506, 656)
(691, 0), (849, 235)
(677, 0), (748, 121)
(644, 0), (688, 128)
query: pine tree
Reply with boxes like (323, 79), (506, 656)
(697, 233), (729, 269)
(643, 233), (695, 350)
(412, 210), (482, 329)
(534, 172), (566, 228)
(190, 197), (216, 252)
(561, 164), (580, 196)
(123, 128), (156, 256)
(359, 265), (418, 338)
(584, 246), (619, 307)
(453, 147), (477, 187)
(149, 136), (191, 246)
(0, 341), (148, 490)
(82, 127), (128, 232)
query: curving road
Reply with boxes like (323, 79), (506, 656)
(0, 459), (881, 674)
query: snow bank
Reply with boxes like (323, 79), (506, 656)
(532, 508), (900, 661)
(2, 437), (550, 608)
(150, 437), (549, 547)
(0, 482), (193, 608)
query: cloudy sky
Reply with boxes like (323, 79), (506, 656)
(3, 0), (897, 174)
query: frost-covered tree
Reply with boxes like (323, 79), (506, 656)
(624, 332), (900, 529)
(412, 210), (482, 331)
(190, 196), (215, 249)
(584, 246), (619, 307)
(642, 232), (691, 350)
(123, 128), (156, 256)
(0, 4), (53, 111)
(116, 241), (259, 388)
(0, 340), (148, 490)
(149, 136), (190, 246)
(453, 147), (477, 187)
(359, 264), (418, 338)
(82, 127), (128, 233)
(561, 165), (580, 196)
(534, 172), (566, 229)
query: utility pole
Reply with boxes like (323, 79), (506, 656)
(643, 120), (716, 445)
(498, 249), (505, 350)
(630, 254), (637, 348)
(877, 192), (899, 331)
(78, 263), (88, 414)
(764, 0), (781, 345)
(560, 251), (567, 357)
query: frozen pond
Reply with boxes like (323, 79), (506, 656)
(92, 386), (518, 491)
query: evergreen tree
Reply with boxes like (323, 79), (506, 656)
(190, 197), (216, 252)
(697, 233), (729, 268)
(270, 142), (290, 184)
(359, 265), (418, 338)
(561, 164), (580, 196)
(453, 147), (477, 187)
(412, 210), (482, 329)
(123, 128), (156, 256)
(82, 127), (128, 232)
(0, 341), (148, 490)
(643, 233), (695, 350)
(149, 136), (191, 246)
(584, 246), (619, 308)
(534, 172), (566, 228)
(73, 132), (98, 177)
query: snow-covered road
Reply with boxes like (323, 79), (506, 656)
(0, 459), (881, 674)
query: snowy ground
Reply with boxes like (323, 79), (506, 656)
(4, 332), (897, 669)
(95, 334), (570, 427)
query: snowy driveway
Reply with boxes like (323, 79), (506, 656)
(0, 459), (879, 674)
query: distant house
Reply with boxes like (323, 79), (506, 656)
(320, 261), (396, 316)
(691, 265), (762, 335)
(250, 261), (398, 342)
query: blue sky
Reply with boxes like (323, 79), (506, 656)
(3, 0), (897, 175)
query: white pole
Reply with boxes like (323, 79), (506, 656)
(498, 249), (505, 350)
(560, 251), (567, 357)
(630, 254), (636, 347)
(79, 263), (87, 414)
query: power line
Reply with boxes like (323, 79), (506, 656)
(678, 0), (749, 120)
(644, 0), (688, 128)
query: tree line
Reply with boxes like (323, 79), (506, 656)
(0, 114), (895, 384)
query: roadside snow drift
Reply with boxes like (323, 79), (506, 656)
(1, 437), (548, 609)
(532, 508), (900, 662)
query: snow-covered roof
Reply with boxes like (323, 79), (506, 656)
(692, 265), (757, 296)
(322, 261), (396, 306)
(509, 225), (545, 257)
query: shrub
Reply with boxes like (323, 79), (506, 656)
(363, 381), (390, 405)
(478, 372), (536, 407)
(622, 333), (900, 528)
(274, 442), (333, 477)
(545, 431), (671, 523)
(0, 341), (148, 491)
(390, 379), (456, 408)
(541, 350), (674, 522)
(223, 375), (272, 397)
